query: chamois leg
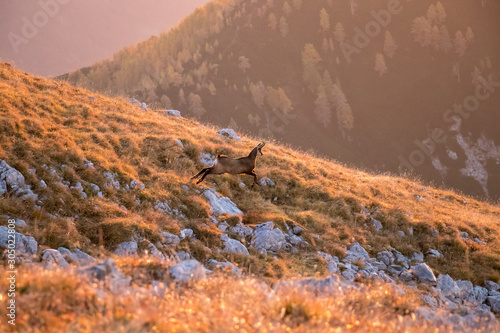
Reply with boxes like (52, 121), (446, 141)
(246, 171), (259, 188)
(197, 168), (212, 184)
(191, 168), (210, 181)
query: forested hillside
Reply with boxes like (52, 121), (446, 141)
(61, 0), (500, 199)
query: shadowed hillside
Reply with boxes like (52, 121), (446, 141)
(61, 0), (500, 200)
(2, 63), (500, 331)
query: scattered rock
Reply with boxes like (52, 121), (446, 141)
(180, 229), (194, 240)
(169, 259), (206, 283)
(165, 110), (182, 117)
(129, 179), (145, 190)
(377, 251), (394, 266)
(200, 153), (216, 167)
(78, 258), (131, 292)
(396, 230), (406, 237)
(0, 226), (37, 259)
(344, 243), (370, 263)
(318, 252), (340, 274)
(42, 249), (70, 270)
(39, 180), (47, 188)
(217, 128), (242, 142)
(286, 234), (303, 246)
(176, 139), (184, 148)
(229, 223), (253, 239)
(426, 249), (443, 258)
(57, 247), (95, 266)
(371, 218), (383, 232)
(114, 242), (138, 257)
(485, 280), (500, 292)
(251, 222), (285, 253)
(203, 188), (243, 216)
(437, 274), (458, 296)
(0, 160), (38, 200)
(207, 259), (242, 275)
(411, 263), (437, 283)
(486, 296), (500, 313)
(176, 251), (191, 261)
(292, 226), (304, 235)
(258, 177), (275, 187)
(145, 243), (166, 261)
(411, 252), (424, 262)
(221, 234), (249, 255)
(155, 201), (172, 214)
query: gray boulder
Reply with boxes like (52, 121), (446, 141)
(0, 226), (37, 259)
(114, 241), (138, 257)
(217, 128), (242, 142)
(456, 280), (474, 299)
(229, 223), (253, 239)
(207, 259), (242, 275)
(411, 263), (437, 283)
(146, 243), (166, 261)
(180, 229), (194, 240)
(0, 160), (38, 200)
(203, 188), (243, 216)
(485, 280), (500, 292)
(486, 296), (500, 313)
(221, 234), (249, 255)
(57, 247), (95, 266)
(165, 110), (182, 117)
(371, 218), (383, 232)
(78, 258), (131, 292)
(376, 251), (394, 266)
(200, 153), (216, 167)
(468, 286), (489, 305)
(42, 249), (70, 270)
(162, 232), (180, 246)
(258, 177), (275, 187)
(426, 249), (443, 258)
(344, 242), (370, 263)
(292, 226), (304, 235)
(318, 251), (340, 274)
(251, 222), (286, 253)
(411, 252), (424, 262)
(169, 259), (206, 283)
(437, 274), (458, 296)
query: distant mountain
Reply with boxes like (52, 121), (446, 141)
(0, 0), (210, 76)
(60, 0), (500, 199)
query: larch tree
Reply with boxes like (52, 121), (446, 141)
(239, 56), (251, 73)
(279, 16), (289, 37)
(411, 17), (433, 47)
(337, 103), (354, 138)
(454, 30), (467, 57)
(465, 27), (474, 43)
(334, 22), (346, 43)
(314, 85), (332, 127)
(302, 44), (323, 92)
(383, 31), (398, 58)
(178, 88), (186, 107)
(319, 8), (330, 31)
(188, 93), (206, 117)
(283, 1), (292, 16)
(375, 53), (388, 76)
(250, 81), (267, 108)
(435, 2), (447, 24)
(426, 4), (437, 25)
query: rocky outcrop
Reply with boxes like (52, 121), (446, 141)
(203, 188), (243, 216)
(42, 249), (70, 270)
(251, 222), (285, 253)
(114, 242), (138, 257)
(221, 234), (249, 255)
(0, 226), (37, 260)
(217, 128), (242, 142)
(411, 263), (437, 283)
(0, 160), (38, 200)
(169, 259), (206, 283)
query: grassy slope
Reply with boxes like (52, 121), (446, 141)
(1, 62), (500, 287)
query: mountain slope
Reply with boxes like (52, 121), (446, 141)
(2, 62), (500, 331)
(61, 0), (500, 199)
(2, 61), (500, 282)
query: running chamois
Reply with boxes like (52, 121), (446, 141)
(191, 143), (265, 187)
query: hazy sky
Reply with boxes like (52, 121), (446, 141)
(0, 0), (211, 77)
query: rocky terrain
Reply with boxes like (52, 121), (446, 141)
(1, 63), (500, 331)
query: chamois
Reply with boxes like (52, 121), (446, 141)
(191, 142), (265, 187)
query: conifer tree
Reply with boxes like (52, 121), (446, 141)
(383, 31), (398, 58)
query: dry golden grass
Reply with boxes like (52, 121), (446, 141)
(1, 61), (500, 286)
(6, 262), (494, 333)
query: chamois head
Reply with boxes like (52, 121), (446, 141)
(257, 142), (266, 156)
